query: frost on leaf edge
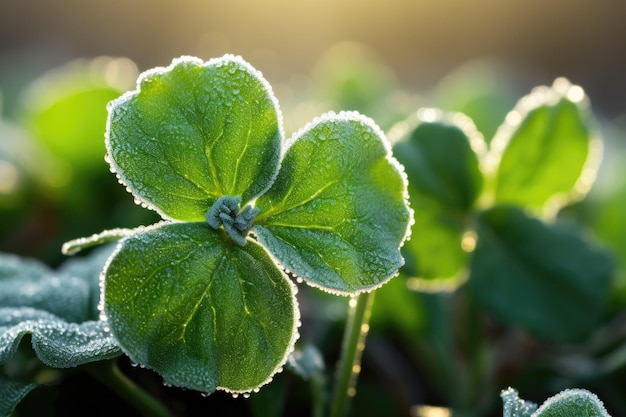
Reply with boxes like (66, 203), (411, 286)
(104, 54), (286, 222)
(98, 221), (302, 395)
(259, 110), (414, 297)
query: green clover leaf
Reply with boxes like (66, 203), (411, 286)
(75, 55), (411, 394)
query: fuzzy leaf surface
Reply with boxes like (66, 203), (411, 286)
(493, 79), (595, 211)
(533, 389), (611, 417)
(392, 118), (483, 287)
(0, 247), (121, 368)
(501, 388), (611, 417)
(103, 222), (298, 393)
(469, 206), (613, 341)
(0, 377), (38, 417)
(254, 112), (411, 294)
(0, 309), (120, 367)
(106, 55), (282, 221)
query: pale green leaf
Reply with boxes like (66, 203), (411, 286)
(106, 55), (283, 222)
(492, 78), (599, 213)
(254, 112), (412, 295)
(103, 222), (298, 393)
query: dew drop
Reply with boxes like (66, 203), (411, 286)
(243, 393), (250, 399)
(232, 393), (239, 399)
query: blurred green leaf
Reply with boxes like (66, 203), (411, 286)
(469, 206), (613, 341)
(22, 58), (136, 174)
(492, 78), (598, 213)
(392, 114), (484, 287)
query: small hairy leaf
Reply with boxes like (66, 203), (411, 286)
(103, 222), (298, 393)
(533, 389), (611, 417)
(0, 377), (38, 417)
(254, 112), (412, 295)
(391, 113), (484, 288)
(501, 387), (538, 417)
(469, 206), (613, 341)
(105, 55), (283, 222)
(501, 387), (611, 417)
(492, 78), (599, 213)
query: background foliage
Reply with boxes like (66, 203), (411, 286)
(1, 42), (626, 416)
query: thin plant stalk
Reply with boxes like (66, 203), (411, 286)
(329, 290), (376, 417)
(87, 360), (174, 417)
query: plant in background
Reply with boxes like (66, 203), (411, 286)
(391, 78), (615, 414)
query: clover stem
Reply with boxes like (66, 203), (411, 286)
(329, 290), (376, 417)
(87, 360), (174, 417)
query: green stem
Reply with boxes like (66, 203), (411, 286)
(329, 291), (376, 417)
(87, 360), (174, 417)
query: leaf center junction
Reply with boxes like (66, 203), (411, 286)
(205, 195), (259, 246)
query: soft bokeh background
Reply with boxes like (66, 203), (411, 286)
(3, 2), (626, 416)
(2, 0), (626, 116)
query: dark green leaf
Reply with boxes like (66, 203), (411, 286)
(0, 247), (122, 368)
(391, 114), (484, 287)
(0, 308), (120, 368)
(105, 55), (282, 222)
(254, 112), (411, 295)
(492, 78), (598, 212)
(469, 206), (613, 341)
(103, 222), (298, 393)
(0, 253), (90, 323)
(0, 377), (38, 417)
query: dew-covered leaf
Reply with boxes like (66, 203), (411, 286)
(501, 387), (539, 417)
(533, 389), (611, 417)
(0, 247), (122, 368)
(391, 113), (484, 288)
(0, 308), (120, 368)
(103, 222), (298, 393)
(0, 253), (91, 323)
(501, 387), (611, 417)
(253, 112), (412, 295)
(469, 206), (613, 341)
(0, 377), (38, 417)
(106, 55), (283, 222)
(491, 78), (599, 213)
